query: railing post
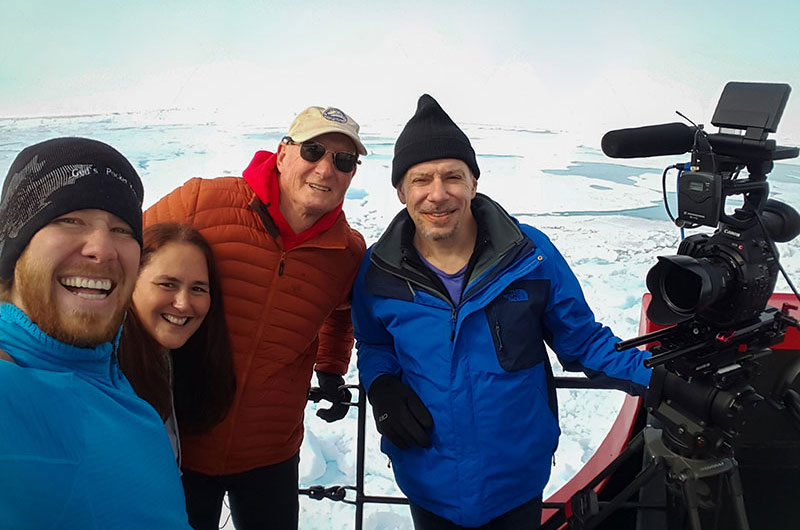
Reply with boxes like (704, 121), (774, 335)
(355, 383), (367, 530)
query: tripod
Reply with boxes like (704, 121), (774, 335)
(542, 306), (800, 530)
(641, 426), (748, 530)
(540, 423), (749, 530)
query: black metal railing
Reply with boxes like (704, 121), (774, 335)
(304, 376), (623, 529)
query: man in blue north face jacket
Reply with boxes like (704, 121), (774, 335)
(352, 95), (652, 529)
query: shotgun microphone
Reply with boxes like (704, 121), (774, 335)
(601, 122), (697, 159)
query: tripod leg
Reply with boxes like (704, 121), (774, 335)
(671, 459), (752, 530)
(724, 466), (750, 530)
(539, 430), (648, 530)
(679, 477), (704, 530)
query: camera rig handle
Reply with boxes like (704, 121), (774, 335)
(619, 305), (798, 377)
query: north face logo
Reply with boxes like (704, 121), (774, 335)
(502, 289), (528, 302)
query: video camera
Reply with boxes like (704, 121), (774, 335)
(605, 82), (800, 462)
(604, 82), (800, 329)
(540, 83), (800, 530)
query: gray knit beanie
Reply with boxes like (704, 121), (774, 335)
(0, 137), (144, 280)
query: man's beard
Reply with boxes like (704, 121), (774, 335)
(14, 253), (132, 348)
(417, 215), (460, 242)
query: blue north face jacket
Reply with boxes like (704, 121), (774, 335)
(352, 194), (651, 527)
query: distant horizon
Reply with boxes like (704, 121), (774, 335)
(3, 104), (800, 162)
(2, 1), (799, 143)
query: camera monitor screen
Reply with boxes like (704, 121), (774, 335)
(711, 82), (790, 136)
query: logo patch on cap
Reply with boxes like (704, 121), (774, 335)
(322, 108), (348, 124)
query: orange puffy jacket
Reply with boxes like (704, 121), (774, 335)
(144, 175), (365, 475)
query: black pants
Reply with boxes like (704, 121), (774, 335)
(410, 495), (542, 530)
(181, 453), (299, 530)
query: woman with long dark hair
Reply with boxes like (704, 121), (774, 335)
(119, 222), (236, 461)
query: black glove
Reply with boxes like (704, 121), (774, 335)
(313, 371), (352, 423)
(367, 375), (433, 449)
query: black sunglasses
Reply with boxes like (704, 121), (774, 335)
(283, 137), (361, 173)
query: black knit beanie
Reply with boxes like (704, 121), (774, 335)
(391, 94), (480, 187)
(0, 137), (144, 281)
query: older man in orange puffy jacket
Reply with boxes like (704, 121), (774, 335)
(145, 106), (367, 530)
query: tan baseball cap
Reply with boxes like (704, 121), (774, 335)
(287, 106), (367, 156)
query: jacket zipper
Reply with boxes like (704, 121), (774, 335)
(374, 261), (468, 344)
(494, 322), (503, 351)
(110, 345), (120, 383)
(379, 264), (450, 305)
(373, 244), (538, 344)
(397, 275), (457, 341)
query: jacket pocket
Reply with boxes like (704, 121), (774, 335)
(484, 279), (550, 372)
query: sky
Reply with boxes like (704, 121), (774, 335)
(2, 0), (800, 144)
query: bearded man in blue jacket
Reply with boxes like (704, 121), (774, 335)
(0, 138), (190, 529)
(351, 95), (653, 529)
